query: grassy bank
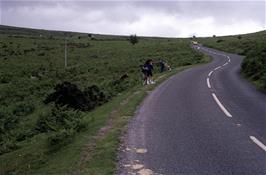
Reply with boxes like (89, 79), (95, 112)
(0, 25), (207, 174)
(197, 31), (266, 92)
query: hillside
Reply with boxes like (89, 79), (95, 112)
(0, 25), (207, 174)
(198, 30), (266, 92)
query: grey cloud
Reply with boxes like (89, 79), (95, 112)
(1, 1), (265, 37)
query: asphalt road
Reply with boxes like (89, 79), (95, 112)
(117, 46), (266, 175)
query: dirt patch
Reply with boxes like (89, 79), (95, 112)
(138, 168), (154, 175)
(71, 91), (139, 174)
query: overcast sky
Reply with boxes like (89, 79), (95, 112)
(1, 0), (265, 37)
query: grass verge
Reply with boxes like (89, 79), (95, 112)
(197, 31), (266, 92)
(74, 55), (210, 175)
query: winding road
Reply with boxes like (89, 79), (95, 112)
(117, 46), (266, 175)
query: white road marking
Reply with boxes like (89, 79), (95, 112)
(227, 56), (231, 62)
(214, 66), (221, 70)
(250, 136), (266, 152)
(207, 78), (211, 88)
(208, 71), (213, 77)
(223, 62), (228, 66)
(212, 93), (232, 117)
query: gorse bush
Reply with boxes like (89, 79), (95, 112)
(44, 82), (90, 111)
(35, 106), (89, 152)
(36, 107), (82, 133)
(44, 82), (108, 111)
(0, 135), (19, 155)
(241, 43), (266, 90)
(84, 85), (108, 107)
(129, 34), (138, 45)
(12, 102), (35, 116)
(47, 129), (75, 152)
(0, 107), (19, 154)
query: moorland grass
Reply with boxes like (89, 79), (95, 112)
(0, 25), (207, 174)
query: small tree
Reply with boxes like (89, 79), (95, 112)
(237, 35), (242, 39)
(213, 35), (216, 38)
(129, 34), (138, 45)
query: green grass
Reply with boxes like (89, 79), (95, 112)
(197, 30), (266, 92)
(0, 25), (208, 174)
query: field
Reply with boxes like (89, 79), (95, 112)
(198, 31), (266, 92)
(0, 25), (207, 174)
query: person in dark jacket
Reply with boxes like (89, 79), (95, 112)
(159, 59), (166, 72)
(143, 59), (155, 85)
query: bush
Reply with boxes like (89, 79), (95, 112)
(84, 85), (108, 107)
(241, 42), (266, 90)
(0, 74), (12, 83)
(38, 52), (45, 56)
(35, 107), (82, 133)
(216, 39), (224, 43)
(12, 102), (35, 116)
(47, 129), (74, 152)
(129, 34), (138, 45)
(108, 78), (132, 95)
(0, 136), (19, 155)
(44, 82), (108, 111)
(0, 108), (18, 134)
(44, 82), (90, 111)
(0, 107), (20, 154)
(35, 106), (88, 152)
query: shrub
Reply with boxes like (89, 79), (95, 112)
(0, 74), (12, 83)
(35, 107), (82, 133)
(108, 78), (131, 95)
(35, 107), (86, 152)
(241, 42), (266, 91)
(84, 85), (108, 107)
(38, 52), (45, 56)
(216, 39), (224, 43)
(44, 82), (90, 111)
(129, 34), (138, 45)
(0, 108), (18, 134)
(0, 136), (19, 155)
(44, 82), (108, 111)
(0, 108), (20, 154)
(12, 102), (35, 116)
(47, 129), (74, 152)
